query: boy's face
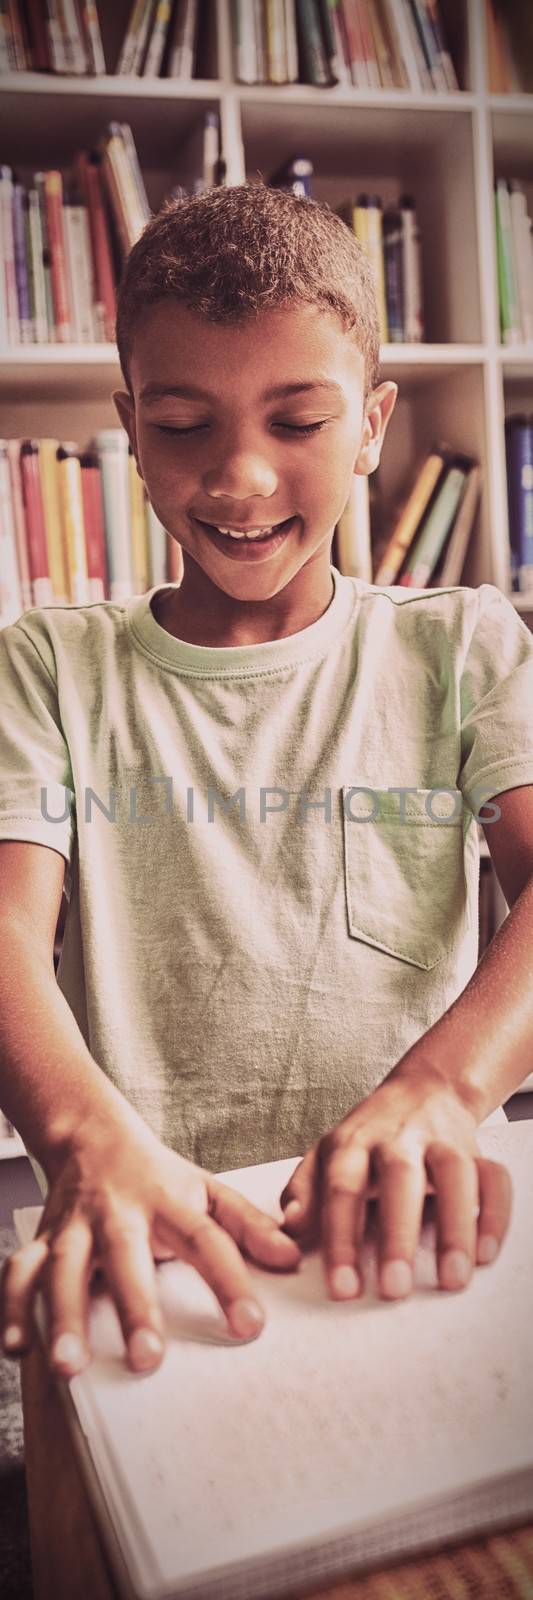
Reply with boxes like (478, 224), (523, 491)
(114, 300), (397, 609)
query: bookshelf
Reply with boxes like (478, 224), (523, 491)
(0, 0), (531, 603)
(0, 0), (532, 1121)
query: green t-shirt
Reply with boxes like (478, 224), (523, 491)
(1, 567), (532, 1172)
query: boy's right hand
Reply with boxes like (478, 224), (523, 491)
(0, 1114), (301, 1377)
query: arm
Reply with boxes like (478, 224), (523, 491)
(0, 843), (300, 1374)
(387, 784), (533, 1118)
(0, 842), (150, 1172)
(281, 786), (533, 1303)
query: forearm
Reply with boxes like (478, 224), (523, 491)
(0, 913), (142, 1180)
(388, 874), (533, 1122)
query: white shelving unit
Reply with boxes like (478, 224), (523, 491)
(0, 0), (531, 1113)
(0, 0), (531, 611)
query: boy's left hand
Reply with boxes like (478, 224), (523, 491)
(279, 1070), (512, 1301)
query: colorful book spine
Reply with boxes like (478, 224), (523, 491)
(60, 0), (88, 71)
(6, 441), (33, 611)
(131, 0), (157, 73)
(354, 0), (381, 87)
(142, 0), (173, 76)
(381, 0), (422, 88)
(374, 446), (448, 583)
(56, 444), (90, 604)
(27, 189), (49, 344)
(232, 0), (257, 82)
(80, 450), (108, 601)
(399, 193), (424, 342)
(39, 438), (70, 602)
(0, 168), (20, 345)
(76, 152), (117, 342)
(94, 429), (134, 601)
(78, 0), (106, 72)
(295, 0), (332, 85)
(166, 0), (200, 80)
(12, 184), (32, 345)
(399, 459), (470, 586)
(63, 199), (97, 342)
(283, 0), (300, 80)
(34, 173), (57, 340)
(319, 0), (351, 85)
(364, 0), (396, 88)
(383, 205), (404, 341)
(0, 440), (23, 627)
(508, 182), (533, 345)
(265, 0), (288, 83)
(116, 0), (149, 73)
(495, 179), (522, 346)
(19, 440), (54, 607)
(43, 171), (73, 341)
(505, 415), (533, 595)
(436, 464), (482, 587)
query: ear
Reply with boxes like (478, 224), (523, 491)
(354, 381), (398, 476)
(112, 389), (143, 477)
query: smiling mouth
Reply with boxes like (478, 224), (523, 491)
(193, 516), (295, 542)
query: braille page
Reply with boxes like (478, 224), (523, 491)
(15, 1119), (533, 1600)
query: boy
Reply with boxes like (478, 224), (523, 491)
(1, 183), (533, 1380)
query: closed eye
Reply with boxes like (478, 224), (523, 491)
(153, 422), (329, 437)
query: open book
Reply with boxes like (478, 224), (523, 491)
(15, 1118), (533, 1600)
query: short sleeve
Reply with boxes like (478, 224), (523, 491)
(459, 583), (533, 815)
(0, 617), (75, 894)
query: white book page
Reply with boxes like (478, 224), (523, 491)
(15, 1117), (533, 1600)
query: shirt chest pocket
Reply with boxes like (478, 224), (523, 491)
(342, 787), (467, 971)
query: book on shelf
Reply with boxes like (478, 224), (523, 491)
(336, 189), (424, 344)
(12, 1120), (533, 1600)
(0, 110), (220, 348)
(232, 0), (459, 89)
(0, 0), (202, 79)
(505, 415), (533, 598)
(485, 0), (533, 95)
(0, 432), (184, 629)
(495, 178), (533, 349)
(372, 443), (481, 588)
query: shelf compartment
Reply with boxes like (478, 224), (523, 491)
(240, 99), (481, 346)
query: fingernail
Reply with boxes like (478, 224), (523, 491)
(229, 1299), (265, 1339)
(330, 1265), (360, 1299)
(283, 1200), (302, 1224)
(52, 1333), (86, 1371)
(3, 1324), (24, 1352)
(381, 1259), (412, 1299)
(440, 1249), (471, 1289)
(128, 1328), (164, 1369)
(477, 1234), (499, 1265)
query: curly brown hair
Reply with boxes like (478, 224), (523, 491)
(115, 181), (381, 407)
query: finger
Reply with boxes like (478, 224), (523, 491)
(207, 1180), (301, 1271)
(475, 1158), (513, 1265)
(374, 1148), (426, 1300)
(156, 1200), (267, 1341)
(0, 1236), (50, 1357)
(425, 1144), (478, 1291)
(279, 1147), (320, 1241)
(44, 1220), (94, 1376)
(96, 1215), (165, 1373)
(320, 1142), (370, 1299)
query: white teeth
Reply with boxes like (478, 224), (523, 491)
(214, 526), (278, 540)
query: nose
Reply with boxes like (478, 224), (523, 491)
(202, 432), (279, 504)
